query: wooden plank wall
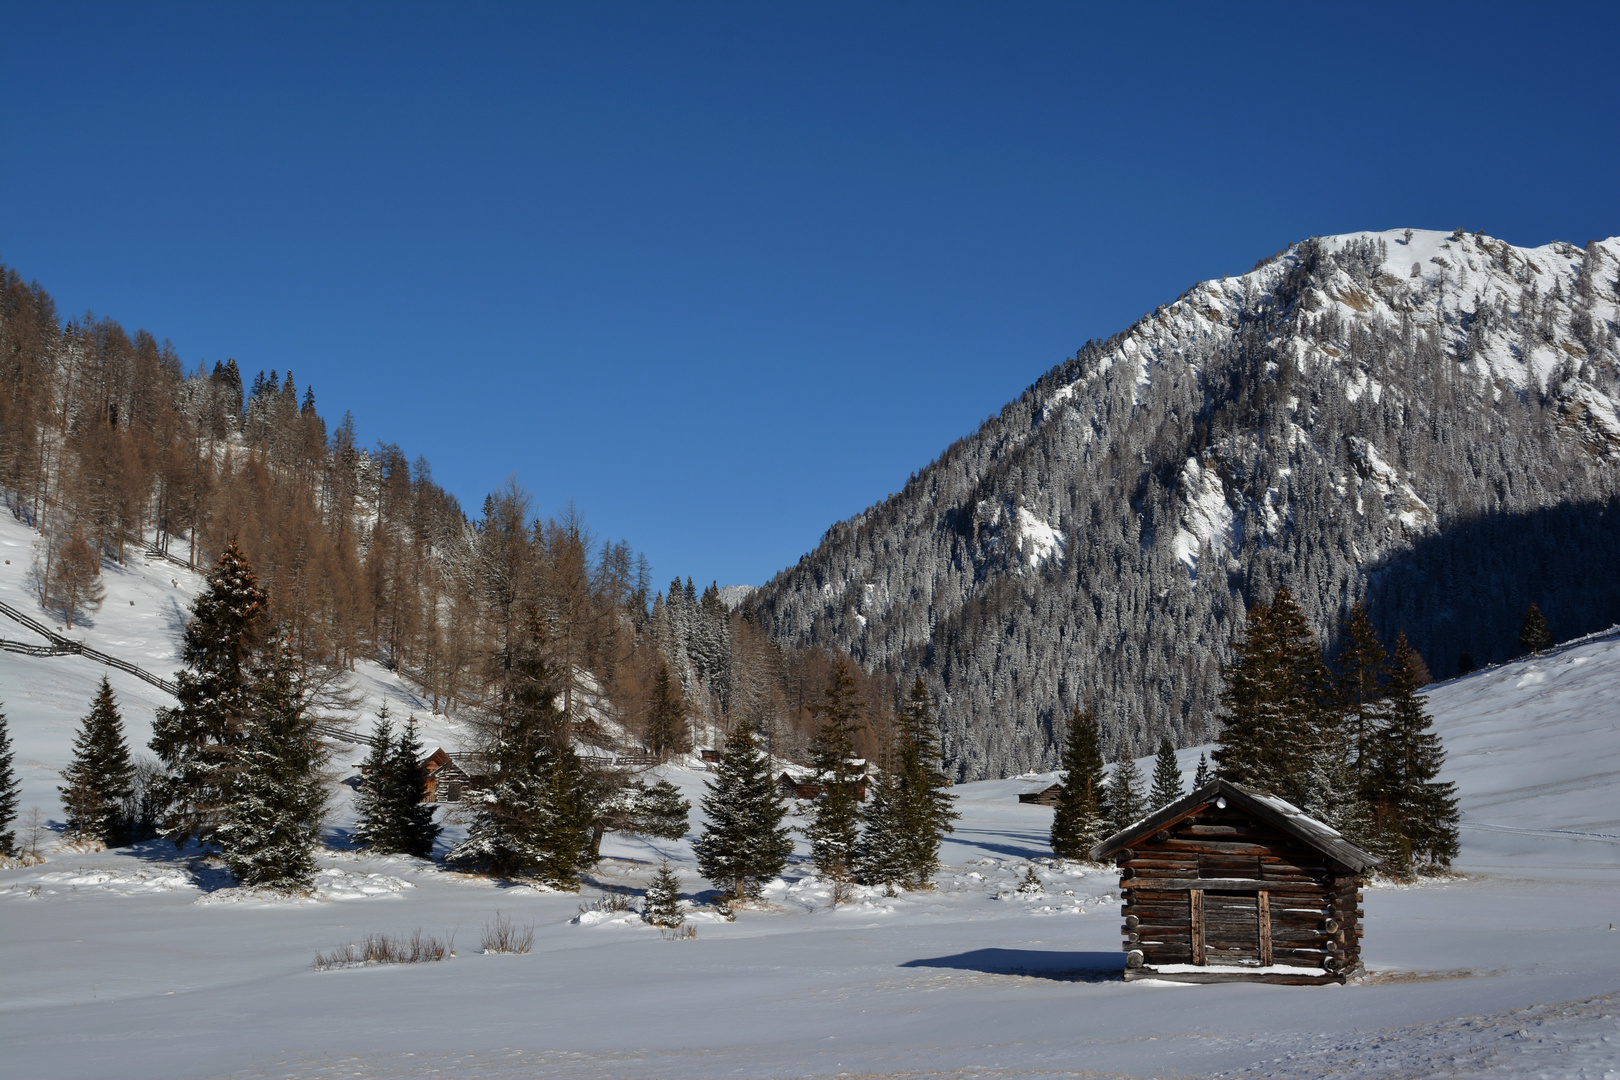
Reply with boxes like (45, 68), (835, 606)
(1118, 803), (1363, 977)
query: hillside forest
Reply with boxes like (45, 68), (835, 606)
(0, 264), (896, 763)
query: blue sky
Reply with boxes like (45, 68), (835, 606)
(3, 2), (1617, 592)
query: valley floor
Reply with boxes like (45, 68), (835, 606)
(2, 769), (1617, 1080)
(2, 507), (1618, 1078)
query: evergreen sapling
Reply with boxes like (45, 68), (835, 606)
(693, 719), (793, 900)
(1519, 602), (1553, 655)
(642, 860), (685, 928)
(59, 677), (136, 845)
(1149, 736), (1184, 810)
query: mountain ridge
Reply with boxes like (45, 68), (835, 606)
(749, 228), (1620, 779)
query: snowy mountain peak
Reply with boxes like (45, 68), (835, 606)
(749, 227), (1620, 779)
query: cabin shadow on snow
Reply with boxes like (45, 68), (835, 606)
(1359, 497), (1620, 676)
(901, 948), (1123, 982)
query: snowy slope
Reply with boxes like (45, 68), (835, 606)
(3, 509), (1619, 1077)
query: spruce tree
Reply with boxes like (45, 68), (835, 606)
(352, 709), (397, 851)
(0, 705), (19, 857)
(693, 718), (793, 899)
(450, 643), (594, 887)
(1519, 602), (1553, 655)
(215, 637), (327, 890)
(59, 678), (136, 845)
(1214, 588), (1334, 805)
(389, 715), (440, 858)
(150, 540), (269, 844)
(1149, 736), (1183, 810)
(853, 757), (907, 887)
(643, 859), (684, 928)
(624, 778), (691, 840)
(1192, 753), (1212, 789)
(1334, 603), (1389, 783)
(1105, 749), (1146, 833)
(803, 660), (864, 886)
(1369, 633), (1460, 874)
(892, 678), (957, 887)
(1049, 706), (1108, 860)
(644, 665), (689, 761)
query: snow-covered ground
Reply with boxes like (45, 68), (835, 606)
(1, 510), (1617, 1078)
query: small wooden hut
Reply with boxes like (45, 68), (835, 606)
(1018, 781), (1063, 806)
(1090, 779), (1378, 985)
(421, 748), (474, 804)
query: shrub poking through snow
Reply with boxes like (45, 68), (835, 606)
(1018, 865), (1044, 896)
(642, 860), (684, 928)
(662, 924), (697, 941)
(480, 911), (534, 955)
(577, 890), (632, 915)
(312, 929), (454, 970)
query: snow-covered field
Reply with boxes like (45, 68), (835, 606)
(2, 510), (1617, 1079)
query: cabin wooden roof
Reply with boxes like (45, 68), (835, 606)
(1089, 779), (1380, 873)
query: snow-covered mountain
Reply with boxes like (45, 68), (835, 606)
(749, 229), (1620, 779)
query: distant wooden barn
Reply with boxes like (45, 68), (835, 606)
(777, 771), (867, 802)
(1090, 779), (1378, 985)
(419, 748), (467, 803)
(1018, 782), (1063, 806)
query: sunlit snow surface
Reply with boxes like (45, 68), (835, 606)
(2, 509), (1618, 1078)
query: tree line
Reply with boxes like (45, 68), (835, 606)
(0, 263), (894, 762)
(1046, 588), (1461, 878)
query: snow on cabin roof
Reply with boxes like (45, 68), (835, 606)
(1088, 779), (1380, 872)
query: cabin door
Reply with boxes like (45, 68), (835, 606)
(1191, 889), (1273, 967)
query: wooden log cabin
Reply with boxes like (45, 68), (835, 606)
(1089, 779), (1378, 985)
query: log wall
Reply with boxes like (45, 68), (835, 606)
(1117, 803), (1363, 983)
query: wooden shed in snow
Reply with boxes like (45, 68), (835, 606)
(1018, 782), (1063, 806)
(1090, 779), (1378, 985)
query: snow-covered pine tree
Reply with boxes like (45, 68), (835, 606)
(693, 718), (793, 899)
(389, 715), (440, 858)
(1149, 736), (1183, 810)
(215, 636), (327, 890)
(804, 660), (864, 888)
(892, 677), (957, 887)
(58, 677), (136, 845)
(1334, 603), (1390, 785)
(1519, 602), (1553, 655)
(642, 859), (684, 928)
(1369, 633), (1460, 875)
(853, 756), (906, 888)
(149, 540), (269, 845)
(0, 705), (19, 856)
(1105, 748), (1146, 834)
(450, 641), (594, 887)
(1192, 753), (1212, 789)
(352, 708), (397, 851)
(1049, 706), (1108, 860)
(624, 778), (690, 840)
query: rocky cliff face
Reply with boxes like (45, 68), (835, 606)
(749, 229), (1620, 780)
